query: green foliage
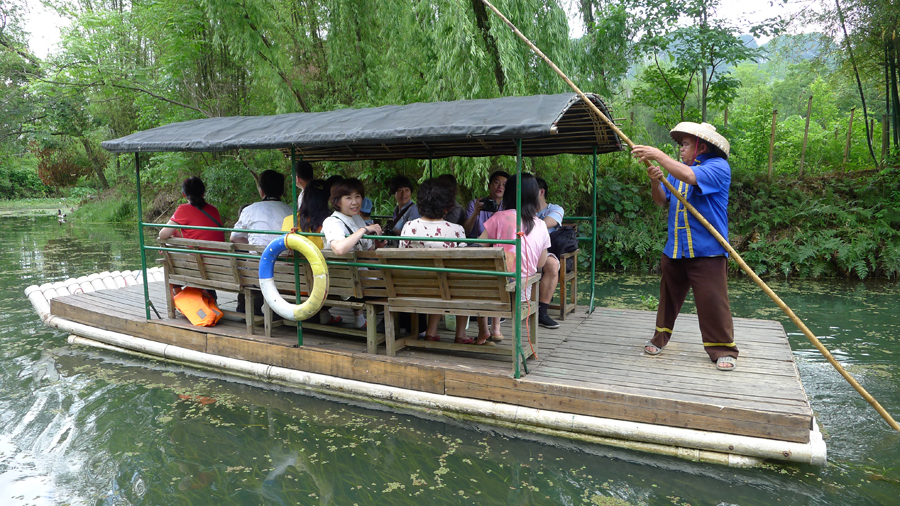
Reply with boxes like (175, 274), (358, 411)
(631, 0), (760, 124)
(0, 150), (46, 199)
(72, 192), (137, 224)
(730, 173), (900, 279)
(580, 156), (900, 280)
(593, 170), (667, 272)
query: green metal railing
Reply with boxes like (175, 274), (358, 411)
(133, 140), (601, 379)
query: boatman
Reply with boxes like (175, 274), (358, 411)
(631, 122), (738, 371)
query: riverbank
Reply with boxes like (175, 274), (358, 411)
(0, 197), (77, 217)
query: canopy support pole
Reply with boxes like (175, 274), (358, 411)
(291, 148), (303, 346)
(428, 157), (433, 178)
(589, 147), (598, 314)
(135, 152), (151, 321)
(514, 139), (526, 377)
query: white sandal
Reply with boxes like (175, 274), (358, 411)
(643, 340), (664, 355)
(716, 356), (737, 371)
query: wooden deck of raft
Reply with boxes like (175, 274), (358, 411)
(50, 282), (815, 444)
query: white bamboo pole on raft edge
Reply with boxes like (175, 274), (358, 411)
(23, 284), (825, 466)
(479, 0), (900, 432)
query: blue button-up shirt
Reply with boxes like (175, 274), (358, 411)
(663, 153), (730, 259)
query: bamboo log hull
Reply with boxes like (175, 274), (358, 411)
(24, 282), (825, 467)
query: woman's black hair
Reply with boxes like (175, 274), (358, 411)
(329, 178), (366, 211)
(417, 178), (455, 219)
(181, 176), (207, 209)
(297, 179), (331, 232)
(501, 173), (539, 235)
(389, 175), (414, 195)
(435, 174), (458, 195)
(324, 174), (344, 191)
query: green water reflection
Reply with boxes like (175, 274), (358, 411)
(2, 216), (899, 505)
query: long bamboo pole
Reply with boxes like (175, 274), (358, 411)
(480, 0), (900, 432)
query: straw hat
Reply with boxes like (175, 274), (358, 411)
(670, 122), (730, 159)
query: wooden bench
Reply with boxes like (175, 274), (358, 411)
(159, 238), (387, 352)
(264, 250), (388, 354)
(549, 248), (579, 320)
(157, 237), (265, 334)
(375, 248), (539, 371)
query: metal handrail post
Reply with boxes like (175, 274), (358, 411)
(135, 153), (152, 320)
(589, 147), (598, 313)
(514, 139), (524, 378)
(291, 148), (303, 345)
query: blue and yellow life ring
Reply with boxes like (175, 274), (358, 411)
(259, 234), (328, 321)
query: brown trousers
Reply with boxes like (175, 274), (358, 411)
(650, 255), (738, 361)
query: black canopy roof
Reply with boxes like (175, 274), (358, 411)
(101, 93), (622, 161)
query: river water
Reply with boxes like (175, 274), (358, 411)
(2, 216), (898, 505)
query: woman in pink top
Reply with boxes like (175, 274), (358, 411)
(477, 173), (550, 345)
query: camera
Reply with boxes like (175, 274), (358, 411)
(383, 219), (397, 236)
(481, 197), (499, 213)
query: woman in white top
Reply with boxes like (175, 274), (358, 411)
(321, 178), (383, 328)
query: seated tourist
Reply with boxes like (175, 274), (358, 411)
(159, 176), (225, 242)
(387, 176), (419, 236)
(281, 179), (328, 249)
(322, 178), (383, 328)
(159, 176), (225, 301)
(281, 179), (342, 325)
(476, 173), (550, 345)
(463, 170), (508, 238)
(360, 197), (375, 226)
(230, 170), (293, 246)
(399, 178), (471, 344)
(295, 161), (314, 208)
(230, 170), (293, 315)
(535, 177), (563, 329)
(435, 174), (466, 226)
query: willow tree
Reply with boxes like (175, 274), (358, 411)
(33, 1), (619, 201)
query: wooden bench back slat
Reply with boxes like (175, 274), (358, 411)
(376, 248), (512, 304)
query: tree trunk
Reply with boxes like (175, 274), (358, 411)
(890, 35), (900, 149)
(80, 138), (110, 190)
(580, 0), (595, 32)
(471, 0), (506, 94)
(701, 66), (708, 122)
(835, 0), (877, 166)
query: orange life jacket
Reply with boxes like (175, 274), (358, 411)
(173, 287), (223, 327)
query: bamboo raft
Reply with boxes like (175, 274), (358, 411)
(26, 269), (825, 467)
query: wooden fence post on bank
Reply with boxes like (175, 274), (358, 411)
(844, 107), (856, 172)
(800, 96), (813, 177)
(768, 109), (777, 178)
